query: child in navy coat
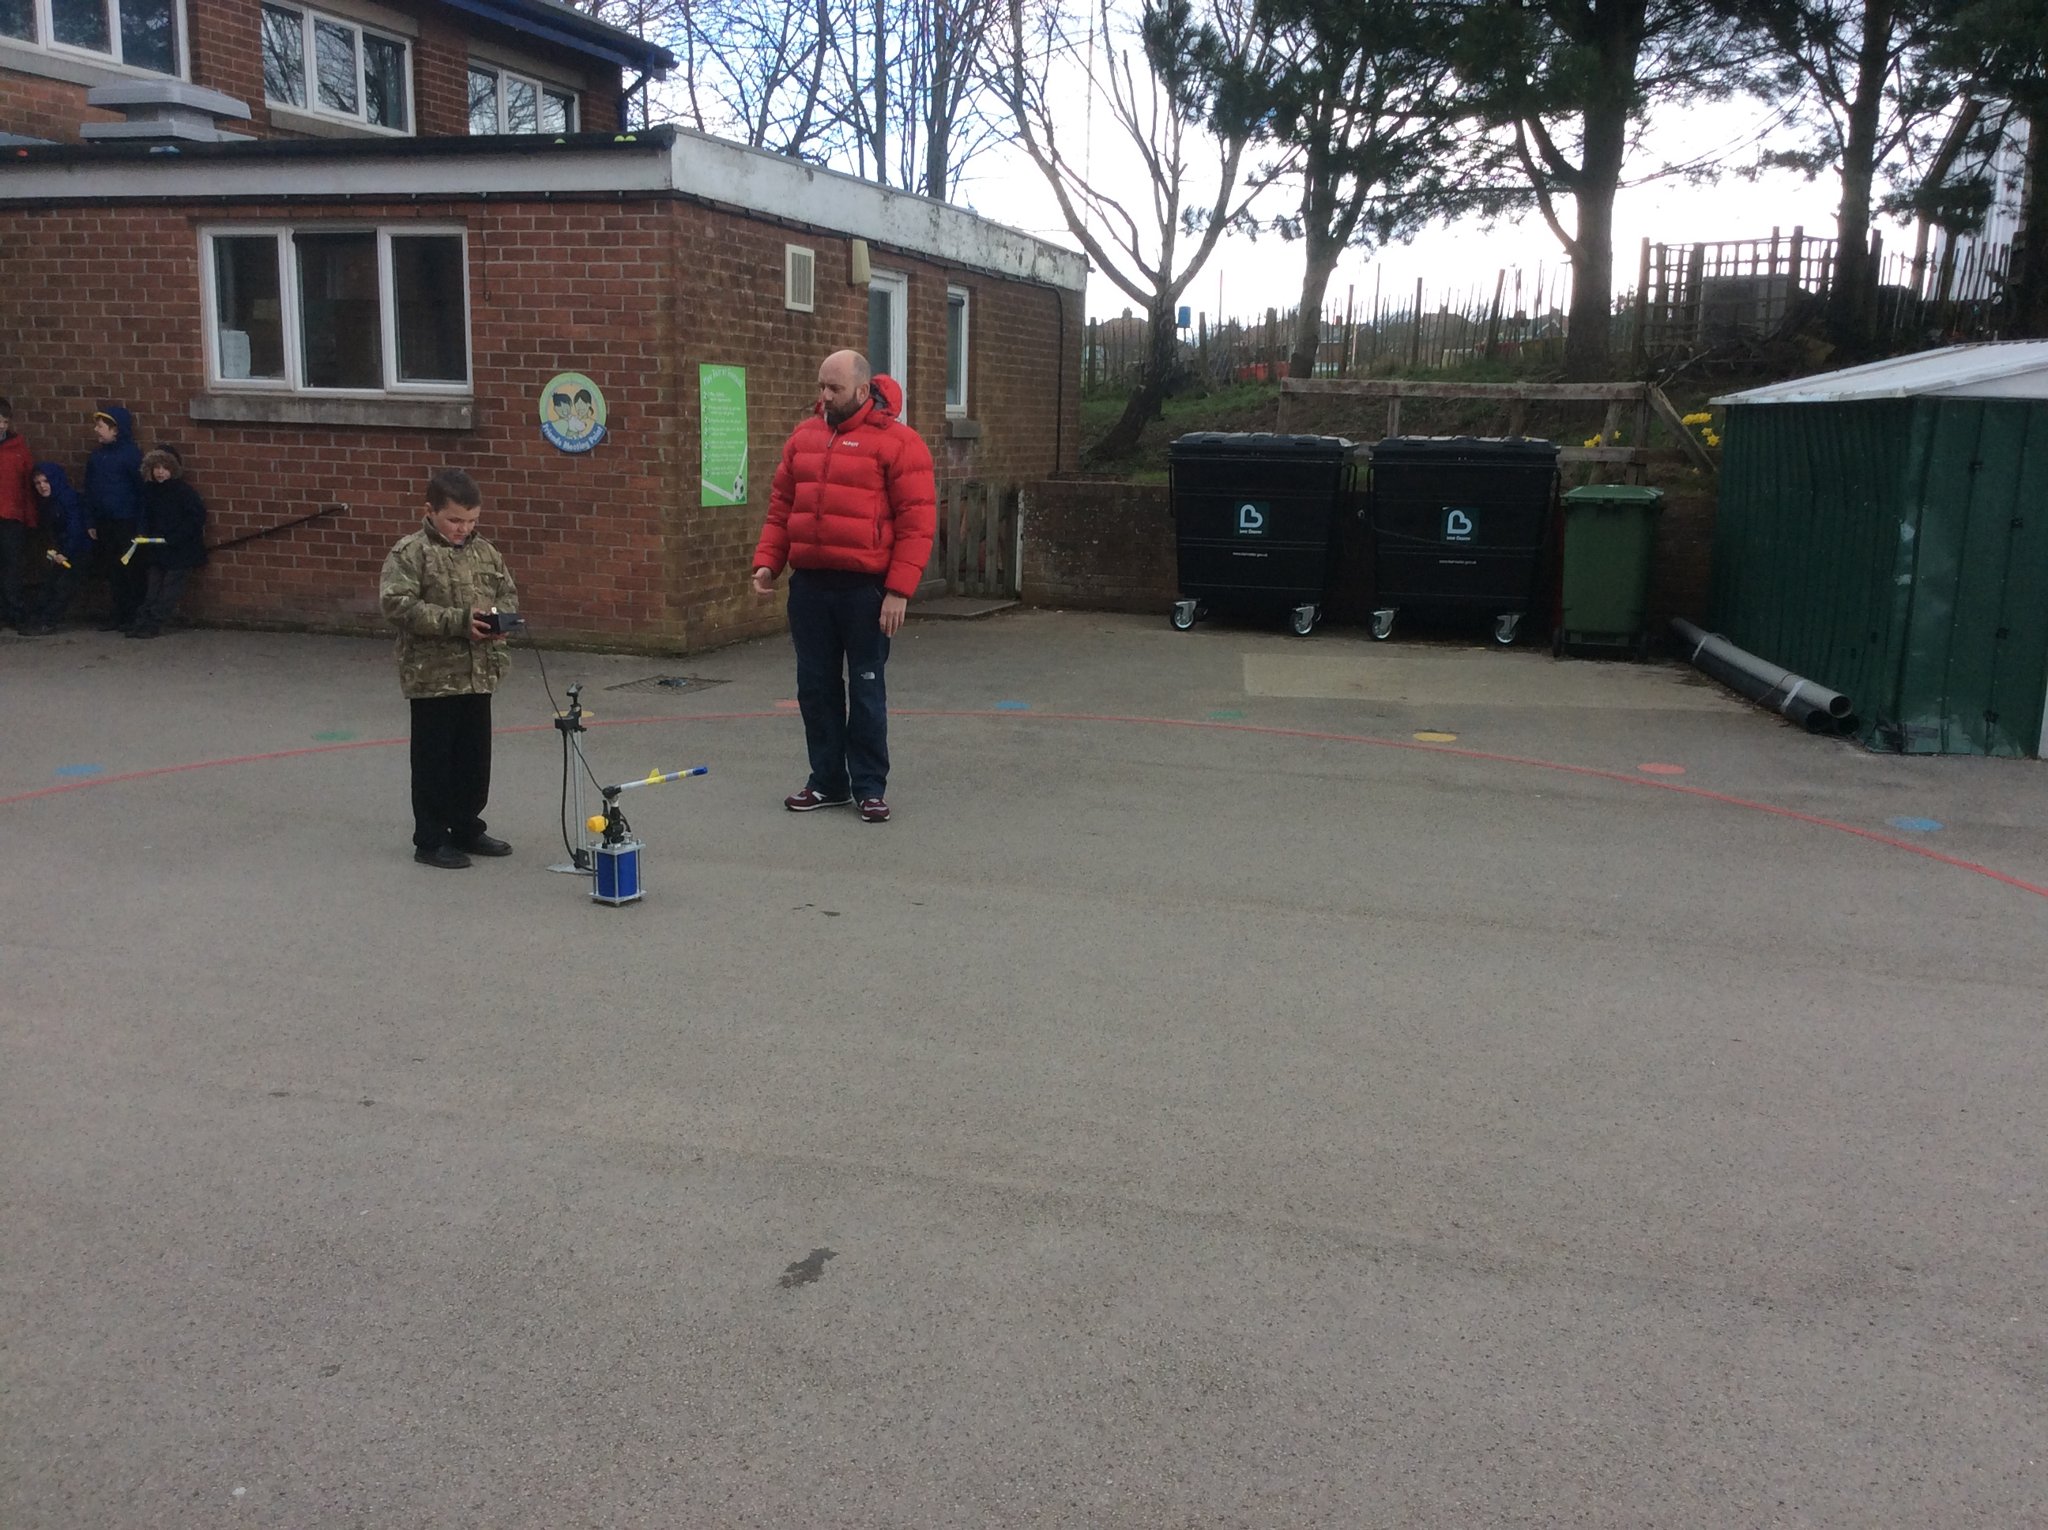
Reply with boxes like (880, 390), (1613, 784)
(129, 447), (207, 638)
(24, 462), (94, 634)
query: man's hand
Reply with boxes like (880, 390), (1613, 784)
(880, 593), (907, 636)
(751, 567), (778, 600)
(469, 608), (496, 641)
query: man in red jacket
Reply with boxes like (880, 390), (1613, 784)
(752, 350), (937, 823)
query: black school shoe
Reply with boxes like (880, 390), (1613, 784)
(458, 833), (513, 857)
(414, 845), (472, 870)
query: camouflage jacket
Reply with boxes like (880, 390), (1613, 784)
(379, 521), (518, 699)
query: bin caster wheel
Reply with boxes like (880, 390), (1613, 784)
(1290, 604), (1317, 637)
(1551, 627), (1564, 659)
(1370, 608), (1396, 641)
(1494, 613), (1522, 646)
(1171, 599), (1198, 631)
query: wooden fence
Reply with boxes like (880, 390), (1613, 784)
(937, 479), (1019, 598)
(1081, 229), (2019, 388)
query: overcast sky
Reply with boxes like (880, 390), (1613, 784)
(952, 98), (1863, 326)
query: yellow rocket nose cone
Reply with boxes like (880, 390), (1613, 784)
(586, 815), (608, 834)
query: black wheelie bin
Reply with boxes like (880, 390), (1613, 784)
(1167, 432), (1364, 635)
(1365, 436), (1560, 645)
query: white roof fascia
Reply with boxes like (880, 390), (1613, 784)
(0, 144), (676, 201)
(1714, 341), (2048, 404)
(664, 126), (1088, 293)
(0, 131), (1090, 293)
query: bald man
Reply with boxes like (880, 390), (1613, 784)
(751, 350), (937, 823)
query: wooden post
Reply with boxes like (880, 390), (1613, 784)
(1386, 397), (1402, 438)
(1631, 386), (1651, 485)
(1409, 277), (1423, 368)
(1341, 283), (1355, 378)
(1789, 226), (1804, 295)
(1632, 237), (1651, 367)
(1484, 268), (1506, 360)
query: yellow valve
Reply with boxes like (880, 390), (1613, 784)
(586, 815), (608, 835)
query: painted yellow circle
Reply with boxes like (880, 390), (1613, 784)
(1413, 730), (1458, 743)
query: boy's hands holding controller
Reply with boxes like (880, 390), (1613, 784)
(470, 608), (518, 641)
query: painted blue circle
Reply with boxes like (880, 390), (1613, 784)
(994, 700), (1031, 711)
(1887, 816), (1944, 833)
(55, 763), (106, 778)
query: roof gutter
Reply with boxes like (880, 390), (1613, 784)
(434, 0), (675, 74)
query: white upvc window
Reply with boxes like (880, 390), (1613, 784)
(201, 225), (471, 396)
(1, 0), (185, 76)
(945, 285), (970, 416)
(466, 63), (576, 134)
(868, 269), (909, 403)
(260, 2), (411, 133)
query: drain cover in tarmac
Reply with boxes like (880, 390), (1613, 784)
(605, 675), (731, 694)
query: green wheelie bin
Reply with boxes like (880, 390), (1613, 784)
(1554, 484), (1663, 659)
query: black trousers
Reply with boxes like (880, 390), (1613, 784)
(409, 693), (493, 851)
(99, 518), (145, 627)
(0, 519), (27, 628)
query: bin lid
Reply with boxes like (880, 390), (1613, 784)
(1563, 483), (1665, 506)
(1368, 435), (1560, 464)
(1170, 431), (1358, 458)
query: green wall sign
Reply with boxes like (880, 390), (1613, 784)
(699, 364), (748, 506)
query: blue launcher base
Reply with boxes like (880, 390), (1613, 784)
(592, 841), (644, 905)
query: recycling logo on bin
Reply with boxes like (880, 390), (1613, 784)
(1443, 507), (1477, 543)
(1236, 502), (1268, 536)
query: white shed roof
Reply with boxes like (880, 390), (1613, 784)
(1713, 341), (2048, 404)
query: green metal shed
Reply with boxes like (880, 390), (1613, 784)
(1712, 342), (2048, 757)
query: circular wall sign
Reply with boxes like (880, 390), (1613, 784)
(540, 372), (608, 453)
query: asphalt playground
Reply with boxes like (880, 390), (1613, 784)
(3, 609), (2044, 1528)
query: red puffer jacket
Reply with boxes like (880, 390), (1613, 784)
(753, 374), (937, 598)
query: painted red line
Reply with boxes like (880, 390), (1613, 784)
(5, 705), (2043, 902)
(0, 711), (786, 806)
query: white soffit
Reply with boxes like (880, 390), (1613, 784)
(0, 130), (1090, 293)
(1714, 341), (2048, 404)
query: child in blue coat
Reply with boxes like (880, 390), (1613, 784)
(24, 462), (94, 634)
(83, 404), (145, 630)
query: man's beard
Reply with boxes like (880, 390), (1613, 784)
(825, 394), (865, 427)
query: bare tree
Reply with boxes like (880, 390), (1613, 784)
(1005, 0), (1279, 457)
(575, 0), (1021, 199)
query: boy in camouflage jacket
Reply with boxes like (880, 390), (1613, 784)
(379, 468), (519, 870)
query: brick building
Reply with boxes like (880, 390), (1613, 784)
(0, 0), (1086, 648)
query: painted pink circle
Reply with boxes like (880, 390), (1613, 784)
(1638, 762), (1687, 776)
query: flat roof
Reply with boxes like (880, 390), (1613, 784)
(1714, 341), (2048, 403)
(0, 126), (1090, 293)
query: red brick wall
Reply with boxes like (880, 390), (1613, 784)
(2, 0), (623, 143)
(0, 190), (1080, 650)
(0, 196), (685, 645)
(0, 65), (124, 142)
(1020, 479), (1178, 612)
(665, 209), (1081, 641)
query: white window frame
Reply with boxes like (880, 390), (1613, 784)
(1, 0), (188, 78)
(945, 285), (970, 417)
(199, 223), (472, 398)
(868, 268), (909, 406)
(260, 1), (413, 135)
(466, 61), (578, 134)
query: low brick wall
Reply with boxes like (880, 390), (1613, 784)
(1019, 478), (1178, 611)
(1021, 472), (1716, 639)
